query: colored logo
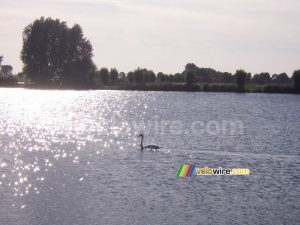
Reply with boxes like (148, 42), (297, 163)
(176, 164), (196, 177)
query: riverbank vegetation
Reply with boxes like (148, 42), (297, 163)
(1, 17), (299, 94)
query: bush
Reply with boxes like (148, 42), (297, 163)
(202, 83), (238, 92)
(0, 75), (18, 86)
(263, 84), (294, 93)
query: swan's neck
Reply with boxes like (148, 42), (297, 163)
(140, 136), (144, 150)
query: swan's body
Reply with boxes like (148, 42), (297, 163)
(138, 134), (161, 151)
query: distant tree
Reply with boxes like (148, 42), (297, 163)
(164, 74), (170, 82)
(133, 68), (144, 84)
(185, 70), (195, 85)
(143, 70), (150, 83)
(157, 72), (164, 82)
(119, 72), (125, 79)
(196, 68), (209, 83)
(142, 70), (155, 83)
(185, 63), (197, 71)
(174, 73), (184, 83)
(169, 74), (174, 83)
(1, 65), (13, 76)
(109, 68), (118, 84)
(99, 68), (109, 84)
(221, 72), (233, 83)
(235, 69), (247, 91)
(127, 71), (134, 83)
(252, 72), (271, 84)
(272, 73), (290, 84)
(21, 17), (95, 85)
(246, 73), (252, 83)
(0, 55), (3, 66)
(149, 71), (156, 83)
(292, 70), (300, 92)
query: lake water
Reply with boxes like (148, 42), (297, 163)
(0, 89), (299, 225)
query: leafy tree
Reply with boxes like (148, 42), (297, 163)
(196, 68), (209, 83)
(143, 70), (156, 83)
(127, 71), (134, 83)
(272, 73), (290, 84)
(148, 71), (156, 83)
(292, 70), (300, 92)
(133, 68), (144, 84)
(235, 69), (247, 91)
(163, 74), (170, 82)
(0, 55), (3, 66)
(63, 24), (95, 85)
(157, 72), (164, 82)
(1, 65), (13, 76)
(246, 73), (252, 83)
(185, 70), (195, 85)
(174, 73), (184, 82)
(221, 72), (233, 83)
(185, 63), (197, 71)
(252, 72), (271, 84)
(21, 17), (95, 85)
(110, 68), (118, 84)
(99, 68), (109, 84)
(169, 74), (174, 83)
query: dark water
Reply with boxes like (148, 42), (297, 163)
(0, 89), (299, 225)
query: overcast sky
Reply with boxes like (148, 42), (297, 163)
(0, 0), (299, 76)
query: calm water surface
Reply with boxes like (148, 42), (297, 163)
(0, 89), (299, 225)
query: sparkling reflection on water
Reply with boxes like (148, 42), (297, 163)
(0, 89), (299, 225)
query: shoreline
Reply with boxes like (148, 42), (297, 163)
(0, 83), (298, 94)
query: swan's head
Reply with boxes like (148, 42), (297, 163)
(138, 134), (143, 137)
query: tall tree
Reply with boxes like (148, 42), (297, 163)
(185, 70), (195, 85)
(133, 68), (144, 84)
(109, 68), (119, 84)
(157, 72), (164, 82)
(235, 69), (247, 91)
(292, 70), (300, 92)
(127, 71), (134, 83)
(21, 17), (95, 85)
(99, 67), (109, 84)
(185, 63), (197, 71)
(148, 70), (156, 83)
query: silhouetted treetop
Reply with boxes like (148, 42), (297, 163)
(110, 68), (119, 84)
(292, 70), (300, 92)
(235, 69), (247, 91)
(21, 17), (95, 86)
(1, 65), (13, 76)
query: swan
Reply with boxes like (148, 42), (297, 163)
(138, 134), (161, 151)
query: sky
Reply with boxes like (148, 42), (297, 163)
(0, 0), (299, 76)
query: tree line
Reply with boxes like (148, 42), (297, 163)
(1, 17), (300, 92)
